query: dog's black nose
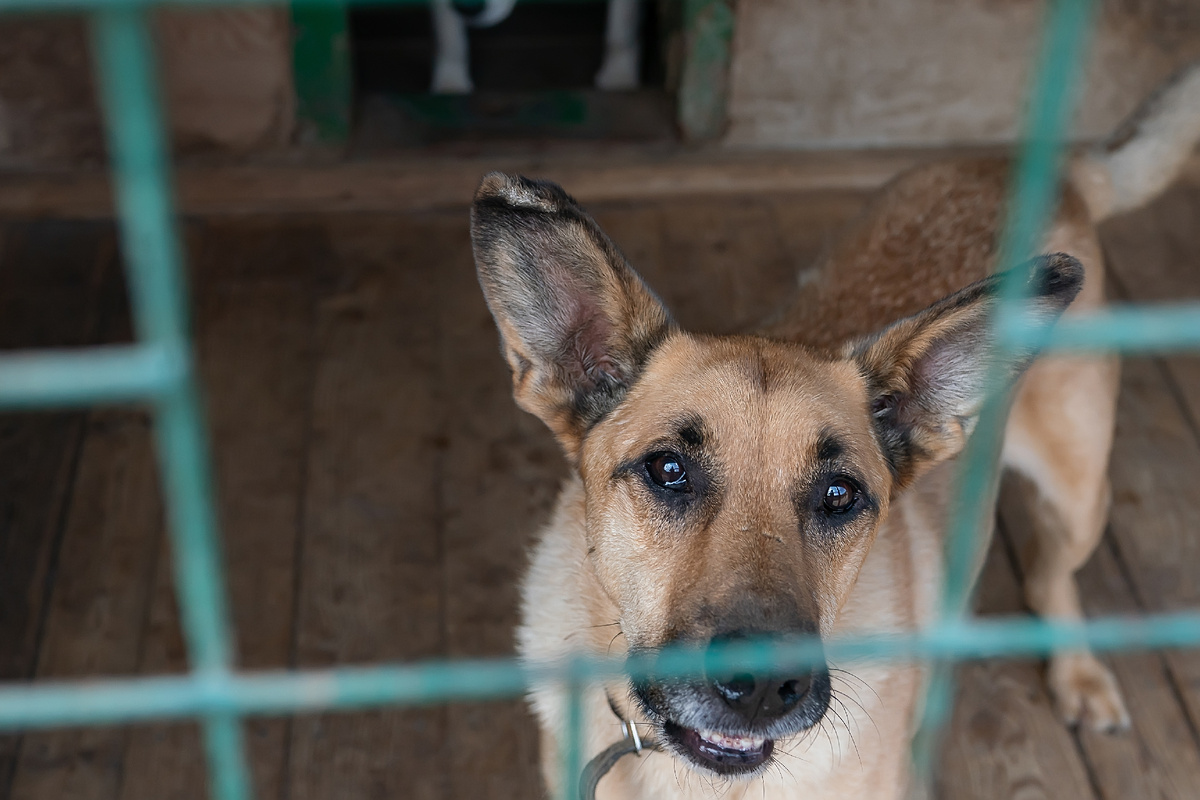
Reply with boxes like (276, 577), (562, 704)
(706, 634), (815, 720)
(711, 670), (811, 718)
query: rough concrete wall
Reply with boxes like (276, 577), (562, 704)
(0, 18), (105, 166)
(157, 9), (295, 152)
(726, 0), (1200, 148)
(0, 10), (294, 168)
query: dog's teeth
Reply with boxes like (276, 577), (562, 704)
(697, 729), (766, 751)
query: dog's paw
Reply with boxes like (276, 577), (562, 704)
(1048, 652), (1131, 733)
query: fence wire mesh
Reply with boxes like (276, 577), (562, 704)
(0, 1), (1196, 799)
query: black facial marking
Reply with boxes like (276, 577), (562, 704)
(679, 418), (706, 447)
(860, 380), (912, 480)
(816, 431), (844, 463)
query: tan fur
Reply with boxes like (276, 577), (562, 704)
(472, 70), (1200, 797)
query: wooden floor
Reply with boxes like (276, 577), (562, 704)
(0, 171), (1199, 800)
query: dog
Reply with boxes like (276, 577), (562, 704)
(431, 0), (641, 94)
(470, 63), (1200, 799)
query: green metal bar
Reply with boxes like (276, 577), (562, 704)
(560, 674), (584, 800)
(0, 343), (185, 409)
(157, 384), (251, 800)
(89, 8), (251, 800)
(915, 0), (1098, 779)
(90, 0), (234, 687)
(2, 612), (1200, 729)
(204, 713), (253, 800)
(678, 0), (735, 141)
(1003, 303), (1200, 353)
(90, 14), (186, 346)
(943, 0), (1097, 622)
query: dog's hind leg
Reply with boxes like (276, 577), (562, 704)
(1002, 350), (1129, 732)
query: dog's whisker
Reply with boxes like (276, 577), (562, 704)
(830, 667), (883, 705)
(776, 756), (800, 785)
(819, 712), (841, 765)
(832, 687), (881, 743)
(829, 695), (865, 770)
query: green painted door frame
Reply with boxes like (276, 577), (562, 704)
(292, 0), (353, 143)
(677, 0), (734, 141)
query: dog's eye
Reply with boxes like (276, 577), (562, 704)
(646, 452), (689, 491)
(823, 478), (857, 513)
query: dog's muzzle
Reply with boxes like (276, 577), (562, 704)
(631, 634), (832, 776)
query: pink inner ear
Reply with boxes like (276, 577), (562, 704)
(564, 309), (623, 389)
(538, 256), (622, 389)
(909, 326), (988, 418)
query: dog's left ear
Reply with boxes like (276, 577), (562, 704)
(471, 172), (675, 460)
(849, 253), (1083, 486)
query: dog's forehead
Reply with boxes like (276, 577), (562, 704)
(597, 333), (877, 462)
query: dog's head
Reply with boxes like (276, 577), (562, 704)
(471, 173), (1082, 777)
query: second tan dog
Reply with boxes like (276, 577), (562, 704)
(471, 65), (1200, 799)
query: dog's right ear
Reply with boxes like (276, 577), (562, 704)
(847, 253), (1084, 488)
(471, 172), (675, 459)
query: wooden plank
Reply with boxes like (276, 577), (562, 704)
(284, 215), (446, 800)
(116, 219), (321, 800)
(936, 531), (1098, 800)
(1076, 543), (1200, 799)
(655, 195), (792, 332)
(1100, 361), (1200, 730)
(358, 90), (677, 148)
(7, 406), (163, 800)
(0, 221), (116, 799)
(0, 146), (1000, 219)
(432, 209), (544, 795)
(593, 189), (867, 327)
(1000, 470), (1200, 800)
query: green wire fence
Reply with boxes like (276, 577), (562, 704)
(1, 0), (1199, 799)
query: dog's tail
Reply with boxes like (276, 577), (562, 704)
(1073, 62), (1200, 222)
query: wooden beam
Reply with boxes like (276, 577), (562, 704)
(0, 146), (984, 218)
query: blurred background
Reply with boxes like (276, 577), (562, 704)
(0, 1), (1199, 798)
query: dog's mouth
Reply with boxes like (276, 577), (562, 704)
(661, 721), (775, 775)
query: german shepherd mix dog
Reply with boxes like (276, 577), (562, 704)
(470, 65), (1200, 799)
